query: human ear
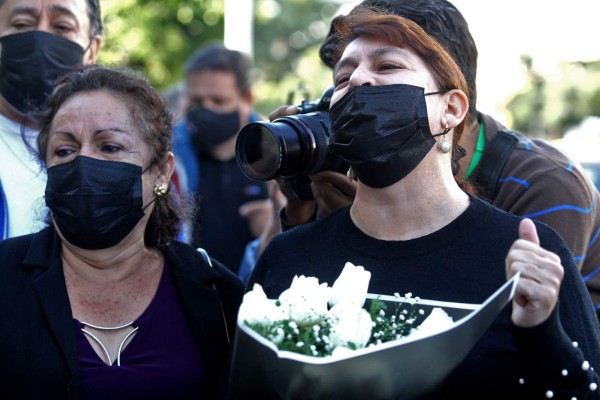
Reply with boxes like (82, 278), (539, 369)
(444, 89), (469, 129)
(156, 151), (175, 187)
(84, 36), (102, 65)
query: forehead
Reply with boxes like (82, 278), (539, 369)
(336, 36), (427, 71)
(0, 0), (89, 24)
(340, 36), (410, 61)
(52, 90), (135, 129)
(186, 69), (241, 97)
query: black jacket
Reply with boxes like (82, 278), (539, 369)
(0, 227), (244, 399)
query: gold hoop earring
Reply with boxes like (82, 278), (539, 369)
(437, 123), (451, 154)
(153, 183), (168, 197)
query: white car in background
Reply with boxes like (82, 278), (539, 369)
(552, 116), (600, 191)
(581, 162), (600, 190)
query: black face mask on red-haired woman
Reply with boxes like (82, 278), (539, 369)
(328, 84), (447, 188)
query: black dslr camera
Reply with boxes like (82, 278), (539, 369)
(235, 86), (347, 199)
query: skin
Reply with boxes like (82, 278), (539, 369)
(45, 90), (175, 364)
(0, 0), (101, 123)
(506, 218), (563, 327)
(187, 68), (271, 238)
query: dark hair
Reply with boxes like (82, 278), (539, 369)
(30, 66), (183, 250)
(0, 0), (103, 39)
(86, 0), (104, 38)
(184, 43), (252, 95)
(320, 0), (477, 117)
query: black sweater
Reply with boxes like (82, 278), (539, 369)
(250, 196), (600, 399)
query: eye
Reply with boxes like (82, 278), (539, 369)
(54, 147), (75, 158)
(101, 143), (122, 153)
(212, 97), (229, 107)
(54, 148), (73, 158)
(53, 23), (75, 34)
(11, 18), (35, 31)
(334, 74), (350, 89)
(378, 62), (404, 72)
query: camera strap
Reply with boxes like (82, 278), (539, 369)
(470, 128), (520, 200)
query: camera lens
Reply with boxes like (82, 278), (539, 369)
(235, 123), (281, 181)
(236, 111), (332, 181)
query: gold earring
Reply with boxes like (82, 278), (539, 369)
(438, 123), (451, 154)
(153, 183), (167, 197)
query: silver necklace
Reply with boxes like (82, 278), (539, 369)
(80, 320), (138, 366)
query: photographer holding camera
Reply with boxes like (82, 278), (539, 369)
(238, 0), (600, 319)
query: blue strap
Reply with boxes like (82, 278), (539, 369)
(0, 179), (8, 240)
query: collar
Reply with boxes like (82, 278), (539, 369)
(22, 226), (62, 270)
(21, 227), (223, 284)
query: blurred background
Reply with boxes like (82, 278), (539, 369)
(99, 0), (600, 180)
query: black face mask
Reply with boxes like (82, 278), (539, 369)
(186, 107), (240, 156)
(329, 84), (444, 188)
(0, 31), (85, 113)
(45, 156), (150, 250)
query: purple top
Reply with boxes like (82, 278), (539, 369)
(73, 264), (204, 399)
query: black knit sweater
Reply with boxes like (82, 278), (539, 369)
(250, 196), (600, 399)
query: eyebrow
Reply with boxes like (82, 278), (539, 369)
(95, 128), (130, 136)
(51, 128), (131, 141)
(9, 4), (79, 23)
(8, 6), (37, 19)
(333, 47), (410, 77)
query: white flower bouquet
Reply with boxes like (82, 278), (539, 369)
(228, 263), (519, 400)
(238, 263), (455, 357)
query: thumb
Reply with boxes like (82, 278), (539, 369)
(519, 218), (540, 245)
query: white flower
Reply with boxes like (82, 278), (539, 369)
(238, 283), (287, 325)
(328, 302), (373, 349)
(328, 262), (371, 308)
(278, 275), (330, 325)
(410, 307), (454, 339)
(330, 346), (356, 358)
(269, 327), (285, 345)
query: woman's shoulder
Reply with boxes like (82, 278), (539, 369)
(0, 234), (33, 253)
(0, 228), (56, 265)
(164, 241), (244, 287)
(469, 196), (571, 255)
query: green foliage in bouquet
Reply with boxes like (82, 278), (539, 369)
(246, 317), (334, 357)
(367, 297), (420, 346)
(246, 297), (421, 357)
(239, 264), (452, 358)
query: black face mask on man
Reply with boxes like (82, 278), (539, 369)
(328, 84), (447, 188)
(0, 31), (85, 113)
(186, 107), (240, 156)
(45, 156), (154, 250)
